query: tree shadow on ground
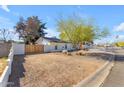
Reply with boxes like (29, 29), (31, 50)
(114, 54), (124, 62)
(87, 53), (114, 62)
(87, 52), (124, 62)
(7, 55), (26, 87)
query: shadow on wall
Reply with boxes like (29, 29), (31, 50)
(7, 55), (26, 87)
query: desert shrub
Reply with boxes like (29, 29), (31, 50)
(67, 52), (72, 56)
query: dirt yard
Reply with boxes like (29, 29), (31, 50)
(0, 57), (7, 76)
(9, 52), (107, 87)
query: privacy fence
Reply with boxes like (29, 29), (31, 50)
(25, 45), (44, 54)
(12, 43), (74, 55)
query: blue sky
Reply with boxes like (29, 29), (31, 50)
(0, 5), (124, 43)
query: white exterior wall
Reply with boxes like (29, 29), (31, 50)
(36, 37), (74, 52)
(0, 43), (25, 87)
(35, 37), (42, 44)
(44, 45), (51, 52)
(44, 45), (56, 52)
(12, 42), (73, 54)
(44, 43), (73, 52)
(67, 43), (73, 50)
(36, 37), (50, 45)
(0, 46), (14, 87)
(44, 45), (60, 52)
(12, 43), (25, 55)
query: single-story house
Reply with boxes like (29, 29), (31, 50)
(35, 37), (74, 52)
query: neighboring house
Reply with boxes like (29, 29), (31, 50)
(36, 37), (74, 52)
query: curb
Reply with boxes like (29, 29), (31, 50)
(74, 62), (114, 87)
(0, 66), (9, 87)
(73, 52), (115, 87)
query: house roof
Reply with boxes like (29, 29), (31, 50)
(43, 37), (69, 43)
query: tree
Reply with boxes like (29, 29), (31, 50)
(14, 17), (26, 41)
(0, 29), (11, 42)
(56, 15), (110, 47)
(15, 16), (47, 44)
(93, 26), (110, 40)
(57, 15), (84, 44)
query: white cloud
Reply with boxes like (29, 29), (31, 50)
(114, 35), (124, 42)
(45, 28), (59, 38)
(1, 5), (10, 12)
(117, 35), (124, 40)
(114, 22), (124, 31)
(0, 5), (21, 17)
(118, 35), (124, 38)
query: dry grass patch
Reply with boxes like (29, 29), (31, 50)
(18, 53), (106, 87)
(0, 57), (7, 76)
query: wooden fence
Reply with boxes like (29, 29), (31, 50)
(25, 45), (44, 54)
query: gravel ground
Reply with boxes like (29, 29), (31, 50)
(8, 52), (106, 87)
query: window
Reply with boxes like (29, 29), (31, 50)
(55, 45), (57, 50)
(65, 44), (67, 49)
